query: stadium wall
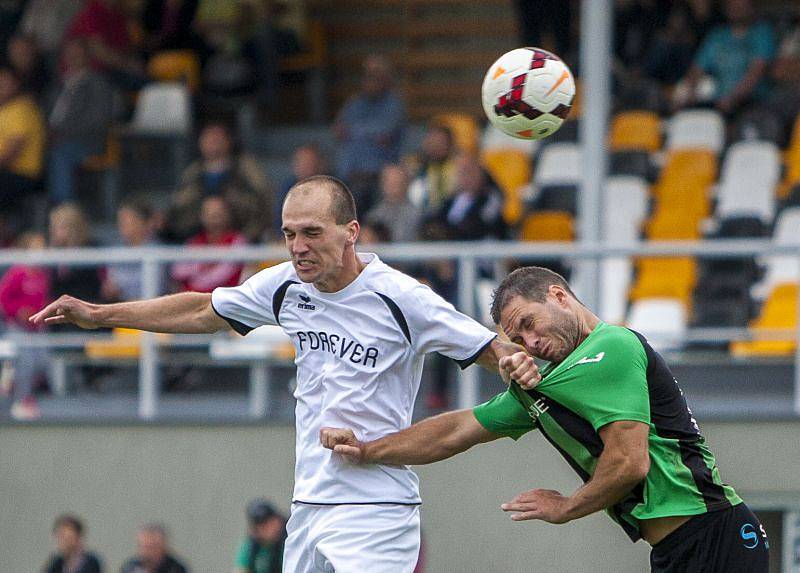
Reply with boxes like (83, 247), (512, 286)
(2, 421), (799, 572)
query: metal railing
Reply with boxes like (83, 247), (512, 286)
(4, 239), (800, 418)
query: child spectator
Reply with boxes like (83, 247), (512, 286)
(0, 231), (50, 420)
(43, 514), (103, 573)
(171, 196), (247, 292)
(233, 499), (286, 573)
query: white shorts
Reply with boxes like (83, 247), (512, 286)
(282, 503), (421, 573)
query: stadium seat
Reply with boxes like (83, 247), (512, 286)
(600, 257), (633, 325)
(84, 328), (171, 360)
(433, 112), (480, 154)
(645, 210), (702, 240)
(691, 295), (751, 328)
(651, 178), (711, 220)
(481, 123), (538, 156)
(716, 141), (781, 223)
(541, 119), (579, 145)
(629, 257), (697, 302)
(610, 150), (655, 182)
(534, 143), (581, 187)
(666, 109), (725, 154)
(753, 207), (800, 299)
(626, 298), (687, 351)
(481, 149), (530, 225)
(655, 150), (717, 194)
(731, 283), (798, 357)
(147, 50), (201, 92)
(130, 82), (192, 134)
(609, 111), (661, 152)
(603, 176), (649, 242)
(519, 211), (574, 241)
(782, 183), (800, 209)
(532, 184), (577, 215)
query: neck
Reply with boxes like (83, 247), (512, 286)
(575, 306), (601, 346)
(314, 250), (366, 292)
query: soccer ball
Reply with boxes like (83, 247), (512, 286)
(481, 47), (575, 140)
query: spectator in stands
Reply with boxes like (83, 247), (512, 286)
(48, 38), (114, 205)
(676, 0), (776, 115)
(171, 196), (246, 293)
(102, 201), (160, 302)
(233, 499), (286, 573)
(18, 0), (84, 60)
(142, 0), (200, 53)
(43, 514), (103, 573)
(166, 121), (272, 243)
(49, 203), (103, 307)
(334, 55), (405, 213)
(65, 0), (147, 91)
(121, 523), (188, 573)
(357, 220), (391, 246)
(0, 65), (45, 213)
(0, 231), (50, 421)
(7, 33), (49, 99)
(275, 144), (327, 233)
(427, 153), (507, 242)
(768, 16), (800, 126)
(407, 123), (457, 212)
(365, 164), (421, 243)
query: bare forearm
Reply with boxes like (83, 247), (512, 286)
(364, 410), (492, 465)
(562, 454), (646, 522)
(93, 292), (227, 333)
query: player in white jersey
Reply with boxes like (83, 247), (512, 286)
(30, 176), (538, 572)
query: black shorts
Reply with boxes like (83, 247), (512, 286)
(650, 503), (769, 573)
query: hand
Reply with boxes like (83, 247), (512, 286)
(501, 488), (571, 524)
(499, 352), (541, 390)
(28, 295), (102, 330)
(320, 427), (367, 464)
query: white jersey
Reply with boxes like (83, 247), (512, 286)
(211, 253), (496, 505)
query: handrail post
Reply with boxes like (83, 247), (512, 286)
(457, 256), (479, 410)
(139, 257), (160, 419)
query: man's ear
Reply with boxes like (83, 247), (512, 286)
(346, 220), (360, 245)
(550, 285), (569, 307)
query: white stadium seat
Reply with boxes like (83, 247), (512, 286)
(481, 123), (539, 156)
(666, 109), (725, 154)
(603, 176), (649, 243)
(534, 143), (581, 187)
(716, 141), (781, 223)
(626, 298), (687, 351)
(131, 82), (192, 134)
(753, 207), (800, 299)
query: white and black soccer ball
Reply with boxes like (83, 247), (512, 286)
(481, 47), (575, 140)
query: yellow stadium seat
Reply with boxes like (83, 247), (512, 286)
(147, 50), (201, 92)
(609, 111), (661, 152)
(651, 179), (711, 219)
(655, 150), (717, 194)
(731, 283), (798, 356)
(519, 211), (574, 242)
(645, 211), (702, 240)
(85, 328), (171, 360)
(629, 257), (697, 302)
(481, 149), (530, 226)
(433, 112), (480, 154)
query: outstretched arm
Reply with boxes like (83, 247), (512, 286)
(476, 337), (541, 390)
(29, 292), (230, 334)
(320, 409), (500, 466)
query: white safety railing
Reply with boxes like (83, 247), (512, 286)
(3, 239), (800, 418)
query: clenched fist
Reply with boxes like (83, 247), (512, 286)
(320, 427), (368, 463)
(499, 351), (541, 390)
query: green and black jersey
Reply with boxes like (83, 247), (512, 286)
(473, 322), (741, 542)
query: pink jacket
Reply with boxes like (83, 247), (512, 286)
(0, 265), (51, 330)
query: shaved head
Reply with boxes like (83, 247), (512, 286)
(287, 175), (357, 225)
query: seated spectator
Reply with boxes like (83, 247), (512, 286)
(427, 154), (507, 241)
(43, 514), (103, 573)
(358, 220), (391, 246)
(334, 55), (405, 213)
(275, 144), (327, 233)
(121, 523), (188, 573)
(0, 231), (50, 421)
(675, 0), (776, 115)
(365, 164), (421, 243)
(102, 200), (161, 302)
(142, 0), (200, 53)
(7, 33), (49, 99)
(407, 123), (457, 212)
(233, 499), (287, 573)
(49, 203), (103, 307)
(48, 38), (114, 205)
(165, 121), (272, 243)
(18, 0), (84, 60)
(65, 0), (148, 91)
(171, 196), (246, 293)
(0, 65), (45, 212)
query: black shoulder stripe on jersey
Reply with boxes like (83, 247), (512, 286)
(273, 280), (299, 326)
(210, 298), (254, 336)
(538, 423), (591, 483)
(678, 439), (731, 512)
(455, 336), (496, 370)
(527, 389), (605, 458)
(375, 292), (412, 345)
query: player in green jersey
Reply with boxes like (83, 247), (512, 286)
(320, 266), (769, 572)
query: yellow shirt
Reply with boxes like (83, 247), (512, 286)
(0, 96), (45, 179)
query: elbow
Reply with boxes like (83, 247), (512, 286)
(626, 452), (650, 484)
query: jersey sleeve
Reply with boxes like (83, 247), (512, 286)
(557, 330), (650, 431)
(473, 390), (536, 441)
(401, 283), (497, 368)
(211, 262), (295, 334)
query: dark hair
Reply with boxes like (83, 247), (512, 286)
(428, 122), (454, 148)
(490, 266), (580, 324)
(246, 498), (278, 524)
(289, 175), (357, 224)
(53, 514), (84, 536)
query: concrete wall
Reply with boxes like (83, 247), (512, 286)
(1, 421), (798, 572)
